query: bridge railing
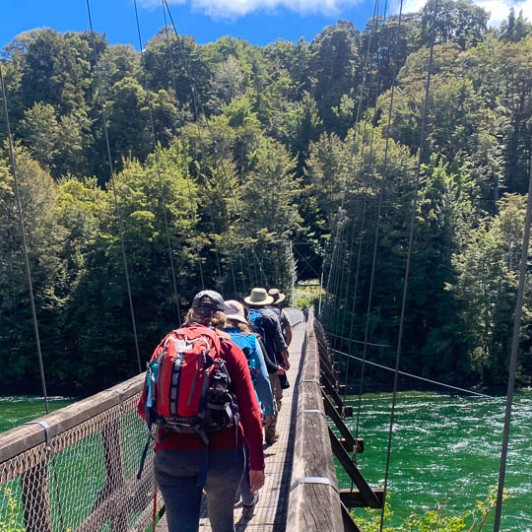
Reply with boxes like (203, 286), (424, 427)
(0, 373), (158, 532)
(287, 309), (345, 531)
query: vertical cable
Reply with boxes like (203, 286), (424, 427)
(380, 1), (439, 529)
(164, 0), (270, 290)
(0, 63), (49, 413)
(85, 0), (142, 373)
(162, 9), (223, 288)
(343, 200), (367, 410)
(324, 0), (380, 335)
(354, 0), (405, 437)
(132, 0), (186, 318)
(493, 155), (532, 530)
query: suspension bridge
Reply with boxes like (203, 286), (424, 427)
(1, 0), (530, 529)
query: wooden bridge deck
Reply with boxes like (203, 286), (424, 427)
(157, 313), (305, 531)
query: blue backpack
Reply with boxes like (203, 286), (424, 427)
(224, 330), (259, 387)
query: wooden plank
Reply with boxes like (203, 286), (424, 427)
(335, 405), (354, 417)
(76, 466), (153, 532)
(319, 359), (338, 389)
(321, 379), (346, 410)
(329, 428), (381, 508)
(21, 460), (53, 532)
(340, 489), (385, 508)
(341, 501), (361, 532)
(322, 392), (358, 451)
(339, 438), (364, 454)
(103, 418), (127, 531)
(0, 374), (145, 464)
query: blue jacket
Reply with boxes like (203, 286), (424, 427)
(223, 328), (275, 417)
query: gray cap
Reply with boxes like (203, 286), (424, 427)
(192, 290), (225, 312)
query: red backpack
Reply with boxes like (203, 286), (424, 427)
(143, 324), (238, 444)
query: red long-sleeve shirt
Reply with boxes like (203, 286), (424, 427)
(137, 330), (265, 471)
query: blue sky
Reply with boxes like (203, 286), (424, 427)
(0, 0), (379, 50)
(0, 0), (528, 52)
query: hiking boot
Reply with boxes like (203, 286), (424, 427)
(265, 430), (279, 445)
(242, 492), (259, 518)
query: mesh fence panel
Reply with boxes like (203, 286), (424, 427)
(0, 388), (159, 532)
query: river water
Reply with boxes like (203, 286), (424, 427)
(0, 396), (74, 433)
(2, 392), (531, 529)
(340, 390), (532, 530)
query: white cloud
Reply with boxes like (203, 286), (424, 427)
(150, 0), (531, 24)
(399, 0), (532, 26)
(476, 0), (532, 26)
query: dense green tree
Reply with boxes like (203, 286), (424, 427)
(2, 0), (532, 390)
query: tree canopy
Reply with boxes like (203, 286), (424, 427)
(1, 3), (532, 391)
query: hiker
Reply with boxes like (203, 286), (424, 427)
(245, 287), (288, 445)
(221, 299), (276, 423)
(137, 290), (265, 532)
(219, 299), (276, 516)
(268, 288), (293, 347)
(266, 288), (292, 395)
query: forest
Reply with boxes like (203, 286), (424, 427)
(0, 0), (532, 391)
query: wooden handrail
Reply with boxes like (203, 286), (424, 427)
(286, 309), (344, 531)
(0, 373), (145, 464)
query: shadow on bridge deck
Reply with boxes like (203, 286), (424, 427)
(157, 310), (305, 532)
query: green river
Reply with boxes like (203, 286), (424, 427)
(341, 390), (532, 530)
(1, 391), (531, 530)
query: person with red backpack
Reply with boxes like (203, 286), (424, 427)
(137, 290), (265, 532)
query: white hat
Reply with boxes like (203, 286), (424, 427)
(224, 300), (248, 325)
(244, 287), (274, 306)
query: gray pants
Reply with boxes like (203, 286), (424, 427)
(154, 448), (245, 532)
(266, 373), (283, 436)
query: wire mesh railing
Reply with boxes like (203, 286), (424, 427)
(0, 374), (159, 532)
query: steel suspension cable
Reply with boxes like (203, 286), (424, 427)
(328, 331), (391, 349)
(328, 220), (348, 332)
(338, 0), (390, 338)
(85, 0), (142, 373)
(161, 1), (243, 291)
(325, 0), (382, 337)
(189, 84), (246, 293)
(354, 0), (405, 439)
(334, 4), (390, 394)
(161, 7), (237, 293)
(342, 199), (367, 412)
(160, 9), (224, 289)
(334, 217), (359, 346)
(132, 0), (189, 319)
(333, 349), (494, 399)
(0, 63), (49, 413)
(135, 0), (206, 294)
(163, 0), (267, 292)
(323, 216), (347, 326)
(379, 1), (439, 528)
(493, 154), (532, 530)
(321, 11), (377, 327)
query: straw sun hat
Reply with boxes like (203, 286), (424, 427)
(244, 287), (274, 306)
(268, 288), (286, 305)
